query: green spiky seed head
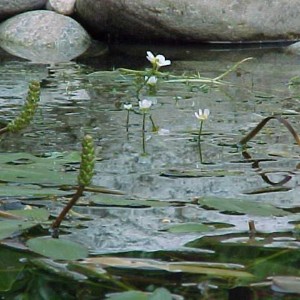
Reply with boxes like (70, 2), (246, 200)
(78, 135), (95, 186)
(7, 80), (40, 133)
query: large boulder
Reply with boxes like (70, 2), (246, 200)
(46, 0), (76, 16)
(287, 41), (300, 55)
(0, 0), (47, 21)
(76, 0), (300, 42)
(0, 10), (91, 63)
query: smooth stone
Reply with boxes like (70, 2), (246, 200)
(46, 0), (76, 15)
(286, 42), (300, 55)
(0, 0), (47, 20)
(0, 10), (91, 63)
(75, 0), (300, 42)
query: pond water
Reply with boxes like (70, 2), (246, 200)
(0, 43), (300, 299)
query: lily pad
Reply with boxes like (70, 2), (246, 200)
(82, 257), (253, 279)
(89, 195), (186, 208)
(7, 208), (49, 221)
(27, 236), (89, 260)
(0, 220), (35, 240)
(164, 223), (215, 233)
(0, 183), (72, 198)
(160, 168), (243, 178)
(197, 196), (289, 216)
(0, 151), (81, 186)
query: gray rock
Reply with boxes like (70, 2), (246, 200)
(0, 10), (91, 63)
(46, 0), (76, 16)
(0, 0), (47, 20)
(287, 42), (300, 55)
(76, 0), (300, 42)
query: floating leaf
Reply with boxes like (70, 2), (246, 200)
(148, 288), (173, 300)
(160, 168), (243, 178)
(0, 220), (35, 240)
(0, 152), (81, 186)
(82, 257), (253, 279)
(7, 208), (49, 221)
(27, 237), (88, 260)
(89, 195), (186, 208)
(0, 183), (72, 197)
(165, 223), (215, 233)
(197, 196), (289, 216)
(106, 291), (148, 300)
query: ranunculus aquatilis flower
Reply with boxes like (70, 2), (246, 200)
(195, 109), (210, 121)
(124, 103), (132, 110)
(146, 51), (171, 68)
(139, 99), (152, 112)
(145, 75), (157, 85)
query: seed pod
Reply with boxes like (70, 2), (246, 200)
(7, 81), (40, 133)
(78, 135), (95, 186)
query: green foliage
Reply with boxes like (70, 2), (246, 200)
(27, 237), (88, 260)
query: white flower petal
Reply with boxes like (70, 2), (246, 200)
(204, 108), (210, 117)
(146, 51), (155, 63)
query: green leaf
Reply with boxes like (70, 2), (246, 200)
(27, 237), (89, 260)
(198, 196), (290, 216)
(149, 288), (173, 300)
(0, 183), (72, 197)
(106, 291), (148, 300)
(90, 195), (186, 208)
(0, 220), (35, 240)
(0, 246), (34, 291)
(161, 168), (243, 178)
(0, 151), (80, 186)
(165, 223), (215, 233)
(7, 208), (49, 221)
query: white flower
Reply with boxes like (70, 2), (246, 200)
(124, 103), (132, 110)
(195, 109), (210, 121)
(139, 99), (152, 112)
(146, 51), (171, 69)
(145, 75), (157, 85)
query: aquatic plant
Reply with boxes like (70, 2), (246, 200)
(123, 103), (133, 132)
(195, 108), (210, 163)
(51, 134), (95, 237)
(146, 51), (171, 71)
(139, 99), (153, 154)
(0, 80), (40, 135)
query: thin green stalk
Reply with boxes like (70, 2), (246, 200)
(198, 121), (203, 163)
(149, 114), (158, 132)
(126, 110), (130, 132)
(142, 113), (146, 154)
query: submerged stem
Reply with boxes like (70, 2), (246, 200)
(142, 113), (146, 154)
(149, 114), (158, 132)
(198, 121), (203, 163)
(126, 110), (130, 132)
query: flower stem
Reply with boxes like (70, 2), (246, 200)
(126, 110), (130, 132)
(142, 113), (146, 153)
(198, 121), (203, 163)
(149, 114), (158, 132)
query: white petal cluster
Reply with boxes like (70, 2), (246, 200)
(146, 51), (171, 69)
(195, 109), (210, 121)
(124, 103), (132, 110)
(139, 99), (152, 112)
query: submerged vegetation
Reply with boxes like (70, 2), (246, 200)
(0, 50), (300, 298)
